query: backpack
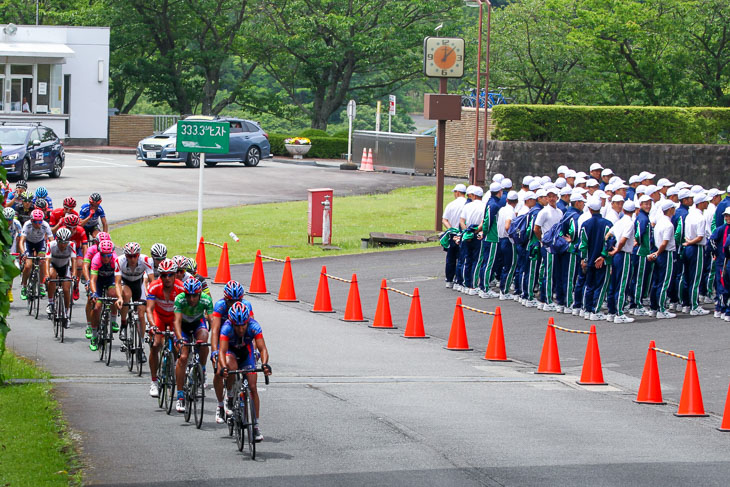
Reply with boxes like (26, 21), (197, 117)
(542, 213), (572, 254)
(508, 213), (529, 246)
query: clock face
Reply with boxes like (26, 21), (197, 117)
(423, 37), (465, 78)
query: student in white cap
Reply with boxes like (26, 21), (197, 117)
(534, 187), (564, 311)
(600, 168), (614, 190)
(561, 192), (585, 314)
(520, 189), (547, 307)
(682, 192), (710, 315)
(639, 171), (656, 185)
(458, 186), (486, 295)
(557, 186), (571, 213)
(516, 176), (533, 213)
(648, 200), (678, 319)
(499, 178), (513, 207)
(492, 173), (504, 183)
(668, 189), (694, 310)
(497, 191), (519, 300)
(556, 165), (569, 178)
(714, 184), (730, 229)
(442, 184), (468, 288)
(606, 199), (636, 323)
(477, 182), (504, 298)
(631, 195), (655, 316)
(565, 169), (577, 188)
(514, 192), (537, 300)
(666, 186), (680, 204)
(627, 175), (641, 200)
(555, 177), (567, 189)
(589, 163), (603, 181)
(579, 196), (613, 321)
(605, 195), (624, 224)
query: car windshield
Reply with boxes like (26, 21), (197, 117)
(163, 124), (177, 135)
(0, 127), (28, 145)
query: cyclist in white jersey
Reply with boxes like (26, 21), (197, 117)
(115, 242), (155, 342)
(45, 228), (76, 317)
(19, 209), (54, 300)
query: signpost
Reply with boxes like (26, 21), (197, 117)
(388, 95), (396, 132)
(375, 101), (382, 132)
(176, 120), (230, 248)
(347, 100), (356, 163)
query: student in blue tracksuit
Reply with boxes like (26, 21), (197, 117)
(497, 191), (519, 299)
(649, 200), (678, 319)
(477, 182), (504, 297)
(514, 192), (537, 299)
(579, 197), (612, 320)
(563, 192), (585, 314)
(669, 190), (693, 309)
(631, 196), (654, 315)
(521, 190), (546, 306)
(709, 207), (730, 319)
(714, 186), (730, 229)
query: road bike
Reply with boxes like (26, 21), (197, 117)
(96, 296), (118, 366)
(154, 329), (177, 415)
(122, 300), (146, 376)
(47, 277), (74, 343)
(227, 365), (271, 459)
(460, 87), (512, 109)
(23, 255), (44, 319)
(181, 341), (210, 428)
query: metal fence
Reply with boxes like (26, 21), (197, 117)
(153, 115), (180, 133)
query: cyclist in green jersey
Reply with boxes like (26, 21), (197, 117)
(173, 277), (213, 413)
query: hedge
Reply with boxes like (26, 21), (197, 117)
(269, 134), (348, 159)
(491, 105), (730, 144)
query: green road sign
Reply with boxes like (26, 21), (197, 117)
(176, 120), (230, 154)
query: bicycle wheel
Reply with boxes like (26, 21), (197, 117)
(227, 400), (234, 436)
(184, 368), (193, 423)
(164, 352), (175, 415)
(157, 355), (167, 409)
(244, 390), (255, 458)
(135, 325), (144, 377)
(26, 269), (36, 316)
(98, 312), (108, 362)
(105, 319), (113, 366)
(53, 303), (60, 339)
(126, 314), (136, 372)
(33, 276), (40, 320)
(194, 363), (204, 429)
(235, 405), (244, 452)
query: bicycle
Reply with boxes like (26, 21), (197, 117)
(122, 301), (146, 377)
(23, 255), (44, 319)
(460, 87), (512, 109)
(226, 365), (271, 459)
(154, 329), (177, 415)
(181, 341), (210, 428)
(95, 296), (118, 366)
(47, 277), (74, 343)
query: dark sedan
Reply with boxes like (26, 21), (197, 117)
(0, 123), (65, 180)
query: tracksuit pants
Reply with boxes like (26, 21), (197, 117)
(522, 248), (541, 301)
(608, 252), (631, 316)
(682, 244), (705, 309)
(700, 247), (713, 298)
(669, 252), (684, 304)
(554, 252), (569, 307)
(445, 240), (460, 284)
(513, 244), (526, 296)
(651, 251), (674, 313)
(565, 253), (579, 309)
(632, 255), (652, 309)
(715, 258), (727, 313)
(455, 239), (468, 286)
(539, 247), (555, 304)
(463, 238), (481, 289)
(498, 238), (517, 295)
(583, 265), (607, 314)
(479, 240), (499, 291)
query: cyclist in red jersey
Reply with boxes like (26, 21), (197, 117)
(49, 197), (79, 233)
(61, 214), (87, 300)
(145, 258), (185, 397)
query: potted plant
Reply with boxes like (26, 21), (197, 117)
(284, 137), (312, 159)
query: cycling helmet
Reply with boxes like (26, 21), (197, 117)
(99, 240), (115, 254)
(3, 207), (16, 220)
(227, 301), (250, 325)
(31, 209), (44, 222)
(63, 197), (77, 209)
(64, 214), (80, 227)
(183, 277), (202, 294)
(35, 186), (48, 199)
(123, 242), (141, 256)
(34, 198), (48, 210)
(56, 228), (72, 242)
(15, 180), (27, 189)
(150, 243), (167, 259)
(172, 255), (188, 270)
(97, 232), (111, 242)
(89, 192), (102, 203)
(157, 258), (177, 274)
(22, 191), (34, 202)
(184, 258), (197, 274)
(223, 280), (245, 300)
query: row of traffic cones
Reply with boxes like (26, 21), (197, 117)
(359, 148), (374, 172)
(534, 318), (606, 385)
(445, 298), (508, 360)
(195, 237), (231, 284)
(248, 249), (299, 302)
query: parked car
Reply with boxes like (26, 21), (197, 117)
(136, 115), (272, 168)
(0, 123), (65, 180)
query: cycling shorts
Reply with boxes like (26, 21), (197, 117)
(26, 240), (47, 255)
(181, 319), (208, 343)
(226, 343), (256, 370)
(153, 313), (174, 332)
(75, 246), (85, 258)
(51, 263), (71, 279)
(122, 277), (144, 302)
(97, 276), (115, 291)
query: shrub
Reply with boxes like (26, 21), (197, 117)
(268, 134), (347, 159)
(0, 166), (20, 380)
(298, 128), (329, 138)
(491, 105), (730, 144)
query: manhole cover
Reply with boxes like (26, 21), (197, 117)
(390, 276), (437, 283)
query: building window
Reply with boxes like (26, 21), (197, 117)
(1, 63), (64, 114)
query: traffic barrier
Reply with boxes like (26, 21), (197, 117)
(358, 148), (369, 171)
(536, 318), (563, 375)
(577, 325), (605, 385)
(343, 274), (367, 322)
(535, 320), (606, 383)
(311, 266), (335, 313)
(276, 257), (298, 302)
(195, 237), (208, 278)
(371, 279), (395, 329)
(635, 340), (665, 404)
(459, 303), (507, 361)
(249, 250), (268, 294)
(214, 243), (231, 284)
(718, 384), (730, 431)
(403, 288), (427, 339)
(360, 148), (374, 172)
(445, 298), (472, 351)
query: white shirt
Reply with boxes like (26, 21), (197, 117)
(443, 196), (466, 229)
(649, 201), (663, 225)
(517, 204), (531, 216)
(684, 206), (707, 246)
(516, 189), (528, 213)
(47, 240), (76, 267)
(461, 199), (486, 228)
(704, 205), (716, 237)
(534, 205), (562, 234)
(654, 214), (676, 252)
(21, 220), (53, 243)
(497, 204), (517, 239)
(605, 208), (620, 224)
(9, 219), (22, 254)
(577, 211), (592, 234)
(610, 214), (635, 253)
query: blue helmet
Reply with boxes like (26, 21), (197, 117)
(227, 301), (250, 325)
(223, 280), (244, 300)
(183, 277), (202, 294)
(35, 186), (48, 199)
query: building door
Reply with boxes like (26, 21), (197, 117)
(64, 74), (70, 136)
(9, 77), (33, 112)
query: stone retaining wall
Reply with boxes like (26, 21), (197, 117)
(108, 115), (155, 147)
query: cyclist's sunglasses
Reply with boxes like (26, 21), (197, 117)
(101, 253), (114, 258)
(160, 273), (175, 278)
(31, 219), (43, 224)
(127, 253), (140, 258)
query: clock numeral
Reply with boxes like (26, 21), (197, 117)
(456, 55), (462, 61)
(427, 54), (433, 60)
(442, 39), (449, 45)
(442, 70), (448, 75)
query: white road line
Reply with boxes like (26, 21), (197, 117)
(64, 165), (137, 169)
(74, 158), (128, 166)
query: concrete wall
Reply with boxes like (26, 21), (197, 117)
(108, 115), (155, 147)
(444, 107), (495, 178)
(485, 141), (730, 189)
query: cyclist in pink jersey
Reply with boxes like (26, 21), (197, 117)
(83, 232), (112, 336)
(88, 240), (123, 351)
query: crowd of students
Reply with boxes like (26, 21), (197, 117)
(441, 164), (730, 323)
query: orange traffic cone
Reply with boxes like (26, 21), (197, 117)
(358, 148), (368, 171)
(717, 384), (730, 431)
(342, 274), (367, 322)
(214, 243), (231, 284)
(675, 350), (709, 417)
(195, 237), (208, 278)
(249, 250), (268, 294)
(483, 306), (508, 361)
(276, 257), (298, 302)
(635, 340), (665, 404)
(403, 288), (428, 339)
(577, 325), (606, 385)
(370, 279), (395, 328)
(445, 298), (471, 350)
(536, 318), (563, 374)
(367, 148), (374, 169)
(311, 266), (334, 313)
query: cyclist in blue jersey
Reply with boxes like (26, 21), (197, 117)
(32, 186), (53, 211)
(79, 192), (108, 239)
(219, 302), (270, 442)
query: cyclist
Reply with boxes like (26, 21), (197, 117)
(45, 228), (76, 321)
(19, 209), (54, 300)
(181, 258), (211, 296)
(32, 186), (53, 210)
(49, 197), (79, 233)
(114, 242), (154, 345)
(150, 243), (168, 279)
(79, 192), (108, 239)
(83, 231), (113, 337)
(210, 280), (254, 423)
(88, 240), (123, 351)
(34, 197), (51, 223)
(145, 258), (185, 397)
(4, 207), (22, 302)
(173, 277), (213, 413)
(61, 214), (88, 301)
(13, 192), (34, 225)
(219, 302), (271, 442)
(4, 180), (27, 208)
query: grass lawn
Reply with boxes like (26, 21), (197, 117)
(0, 350), (81, 486)
(111, 185), (451, 265)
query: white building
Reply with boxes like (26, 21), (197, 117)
(0, 24), (109, 145)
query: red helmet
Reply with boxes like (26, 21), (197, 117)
(31, 209), (44, 222)
(157, 258), (178, 274)
(64, 214), (80, 227)
(63, 197), (77, 209)
(99, 241), (115, 254)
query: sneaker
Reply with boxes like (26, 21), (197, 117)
(140, 351), (148, 364)
(8, 289), (13, 303)
(40, 284), (46, 297)
(690, 307), (710, 316)
(119, 327), (127, 342)
(657, 311), (676, 319)
(614, 315), (635, 324)
(536, 302), (545, 310)
(445, 281), (453, 289)
(149, 382), (160, 397)
(704, 296), (715, 304)
(468, 288), (479, 296)
(478, 290), (488, 298)
(605, 314), (615, 322)
(46, 303), (53, 315)
(668, 303), (676, 311)
(253, 425), (263, 442)
(483, 290), (499, 299)
(512, 294), (521, 301)
(584, 311), (591, 320)
(216, 406), (226, 424)
(111, 321), (120, 332)
(681, 306), (690, 314)
(579, 309), (586, 318)
(714, 311), (722, 319)
(20, 287), (27, 300)
(724, 314), (730, 322)
(176, 399), (185, 413)
(73, 286), (80, 301)
(542, 303), (556, 312)
(89, 337), (98, 351)
(563, 306), (573, 314)
(85, 326), (93, 339)
(572, 308), (581, 316)
(554, 305), (565, 314)
(590, 313), (606, 321)
(524, 300), (538, 308)
(499, 292), (508, 300)
(452, 284), (462, 292)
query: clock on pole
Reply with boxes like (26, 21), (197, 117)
(423, 37), (465, 78)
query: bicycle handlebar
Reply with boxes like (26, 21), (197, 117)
(96, 296), (119, 303)
(46, 277), (75, 283)
(181, 341), (211, 348)
(123, 300), (147, 307)
(228, 365), (272, 385)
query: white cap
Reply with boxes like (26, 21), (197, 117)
(724, 207), (730, 215)
(667, 187), (680, 197)
(575, 177), (587, 186)
(501, 178), (513, 190)
(613, 182), (628, 190)
(660, 200), (675, 212)
(586, 178), (599, 187)
(560, 186), (572, 196)
(565, 169), (577, 178)
(536, 189), (548, 198)
(595, 190), (608, 200)
(529, 181), (542, 191)
(623, 200), (636, 212)
(644, 185), (658, 195)
(570, 193), (586, 203)
(557, 165), (569, 175)
(675, 181), (689, 190)
(541, 176), (552, 184)
(524, 191), (537, 201)
(453, 184), (467, 193)
(609, 176), (622, 185)
(546, 187), (560, 196)
(691, 185), (704, 194)
(489, 182), (503, 193)
(555, 177), (567, 189)
(629, 175), (641, 184)
(507, 190), (519, 201)
(639, 171), (656, 180)
(577, 171), (588, 178)
(726, 184), (730, 193)
(522, 175), (534, 186)
(638, 195), (652, 204)
(601, 168), (614, 177)
(611, 195), (624, 203)
(587, 197), (603, 211)
(473, 187), (484, 197)
(573, 187), (588, 194)
(656, 178), (673, 188)
(708, 188), (722, 198)
(589, 163), (603, 172)
(678, 189), (693, 200)
(466, 185), (478, 195)
(694, 192), (708, 204)
(636, 185), (647, 195)
(605, 183), (615, 193)
(492, 173), (504, 183)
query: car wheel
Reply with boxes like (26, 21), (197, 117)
(20, 158), (31, 180)
(204, 161), (218, 167)
(145, 161), (160, 167)
(244, 146), (261, 167)
(186, 153), (200, 168)
(49, 156), (63, 178)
